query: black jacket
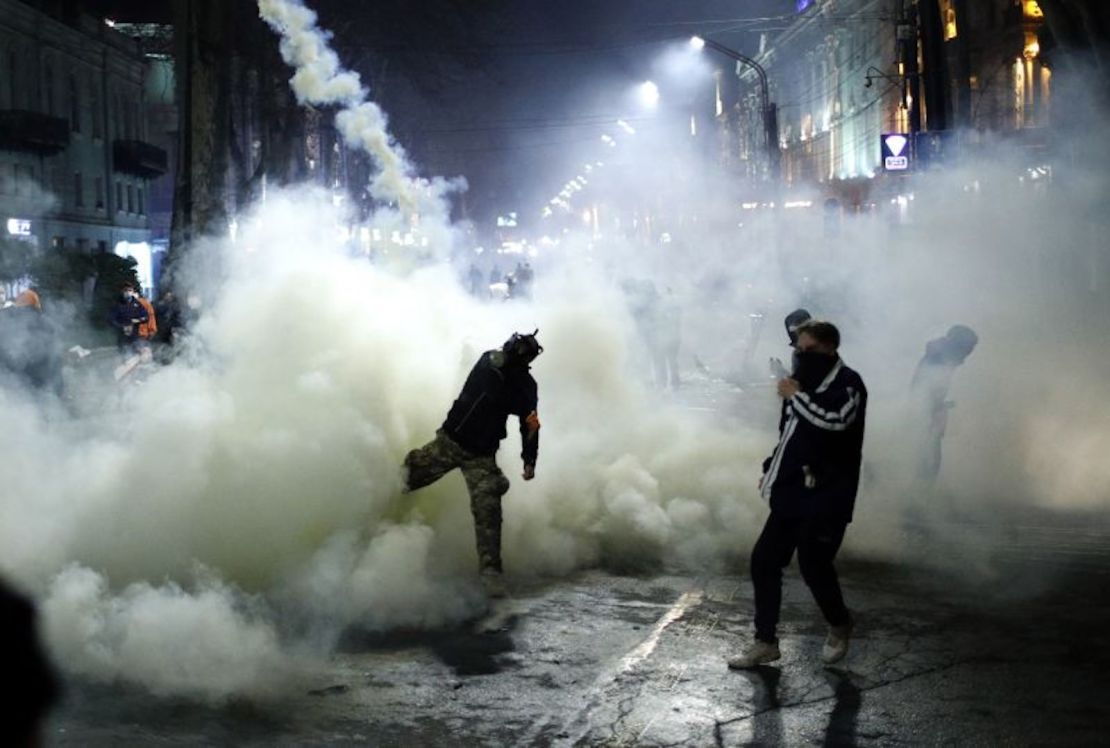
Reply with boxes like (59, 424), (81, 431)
(761, 359), (867, 521)
(442, 351), (539, 463)
(107, 297), (148, 335)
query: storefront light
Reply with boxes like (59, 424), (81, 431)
(6, 218), (32, 236)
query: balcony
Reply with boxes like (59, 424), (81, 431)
(0, 110), (70, 155)
(113, 139), (168, 178)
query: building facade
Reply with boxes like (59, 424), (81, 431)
(726, 0), (1050, 189)
(0, 0), (167, 292)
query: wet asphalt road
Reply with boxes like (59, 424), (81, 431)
(54, 516), (1110, 747)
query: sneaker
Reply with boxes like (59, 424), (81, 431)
(727, 640), (781, 670)
(821, 622), (853, 665)
(479, 570), (507, 599)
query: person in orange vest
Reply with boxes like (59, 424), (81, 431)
(136, 291), (158, 344)
(13, 287), (42, 311)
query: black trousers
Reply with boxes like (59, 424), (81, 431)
(751, 511), (851, 643)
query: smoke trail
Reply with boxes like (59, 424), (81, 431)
(257, 0), (463, 220)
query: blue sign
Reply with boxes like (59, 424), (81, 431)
(881, 133), (911, 172)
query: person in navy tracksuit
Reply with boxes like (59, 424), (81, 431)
(730, 319), (867, 669)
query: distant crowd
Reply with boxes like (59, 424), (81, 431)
(0, 282), (193, 391)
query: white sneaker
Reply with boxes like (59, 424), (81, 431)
(821, 622), (853, 665)
(480, 570), (507, 599)
(727, 640), (781, 669)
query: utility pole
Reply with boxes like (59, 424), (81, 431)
(692, 37), (781, 181)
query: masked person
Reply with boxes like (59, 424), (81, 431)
(730, 320), (867, 669)
(108, 283), (149, 354)
(402, 331), (542, 597)
(910, 325), (978, 484)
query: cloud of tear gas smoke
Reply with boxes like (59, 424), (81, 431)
(41, 565), (293, 701)
(557, 111), (1110, 571)
(0, 184), (768, 701)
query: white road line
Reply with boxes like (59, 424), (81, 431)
(538, 588), (705, 747)
(616, 590), (704, 673)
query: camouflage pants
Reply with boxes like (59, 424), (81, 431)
(402, 429), (511, 573)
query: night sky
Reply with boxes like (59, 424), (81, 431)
(83, 0), (796, 219)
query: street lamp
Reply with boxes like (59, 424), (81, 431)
(691, 35), (780, 180)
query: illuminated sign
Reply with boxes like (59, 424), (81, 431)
(6, 218), (32, 236)
(881, 133), (910, 171)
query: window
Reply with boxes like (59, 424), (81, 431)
(116, 181), (123, 212)
(69, 74), (80, 132)
(97, 240), (108, 253)
(8, 52), (15, 108)
(52, 237), (65, 250)
(15, 164), (35, 196)
(43, 62), (54, 115)
(95, 176), (104, 209)
(940, 0), (957, 40)
(90, 75), (102, 138)
(1024, 30), (1040, 59)
(74, 172), (83, 207)
(126, 184), (134, 213)
(137, 187), (144, 215)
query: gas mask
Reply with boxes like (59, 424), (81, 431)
(502, 330), (543, 365)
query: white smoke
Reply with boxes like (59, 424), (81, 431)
(0, 184), (767, 701)
(257, 0), (464, 223)
(41, 566), (294, 702)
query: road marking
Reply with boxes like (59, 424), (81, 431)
(534, 588), (705, 747)
(616, 590), (703, 674)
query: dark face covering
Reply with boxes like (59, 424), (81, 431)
(793, 350), (837, 391)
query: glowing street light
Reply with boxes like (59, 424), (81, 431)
(689, 35), (706, 51)
(638, 80), (660, 109)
